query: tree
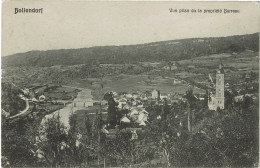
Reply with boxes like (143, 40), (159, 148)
(1, 116), (37, 167)
(104, 92), (119, 128)
(225, 90), (234, 109)
(227, 43), (245, 53)
(193, 96), (259, 167)
(184, 87), (197, 133)
(143, 100), (182, 167)
(168, 62), (173, 71)
(65, 114), (81, 166)
(225, 96), (258, 167)
(1, 82), (26, 116)
(37, 114), (68, 167)
(203, 90), (209, 107)
(103, 130), (156, 167)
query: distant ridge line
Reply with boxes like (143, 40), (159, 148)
(2, 32), (259, 67)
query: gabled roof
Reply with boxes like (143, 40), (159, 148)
(121, 116), (131, 123)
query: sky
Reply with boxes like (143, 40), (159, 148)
(2, 1), (260, 56)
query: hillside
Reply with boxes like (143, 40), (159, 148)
(2, 33), (259, 67)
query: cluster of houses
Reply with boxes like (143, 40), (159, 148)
(2, 84), (50, 119)
(20, 84), (48, 103)
(108, 89), (205, 128)
(100, 88), (206, 139)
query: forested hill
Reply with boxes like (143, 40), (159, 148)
(2, 33), (259, 67)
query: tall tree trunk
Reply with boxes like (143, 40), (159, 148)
(187, 102), (192, 133)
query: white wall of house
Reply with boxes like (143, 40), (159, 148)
(152, 90), (159, 99)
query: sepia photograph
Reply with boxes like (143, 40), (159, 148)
(1, 1), (259, 167)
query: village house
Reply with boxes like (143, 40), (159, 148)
(136, 109), (149, 126)
(145, 91), (152, 98)
(225, 83), (230, 88)
(234, 95), (244, 102)
(162, 64), (177, 71)
(123, 104), (131, 110)
(120, 115), (131, 127)
(117, 98), (127, 109)
(126, 107), (149, 126)
(173, 79), (182, 84)
(160, 93), (168, 100)
(132, 92), (139, 99)
(234, 94), (254, 102)
(132, 100), (137, 106)
(125, 93), (133, 98)
(73, 97), (94, 108)
(152, 89), (160, 99)
(130, 130), (138, 140)
(140, 94), (148, 101)
(136, 102), (144, 108)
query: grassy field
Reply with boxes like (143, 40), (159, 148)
(101, 74), (204, 94)
(176, 50), (259, 86)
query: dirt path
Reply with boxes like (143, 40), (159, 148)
(8, 95), (30, 119)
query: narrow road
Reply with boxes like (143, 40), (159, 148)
(42, 86), (93, 128)
(8, 95), (30, 119)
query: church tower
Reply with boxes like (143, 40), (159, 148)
(215, 63), (225, 109)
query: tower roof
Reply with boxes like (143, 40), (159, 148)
(217, 63), (224, 74)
